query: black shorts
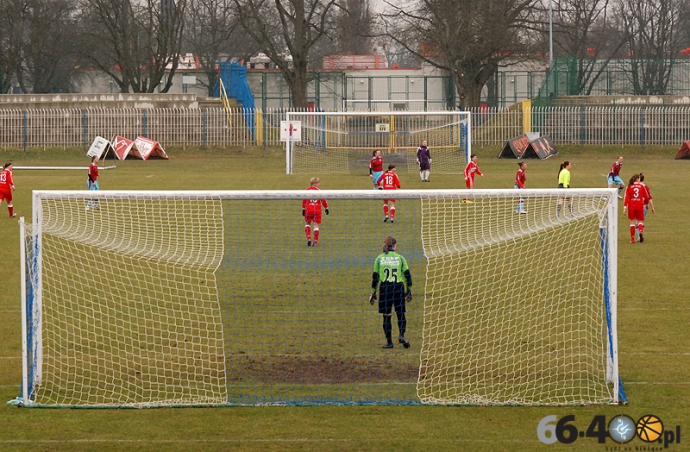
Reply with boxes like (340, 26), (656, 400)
(378, 282), (406, 315)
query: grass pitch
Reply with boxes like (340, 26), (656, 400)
(0, 144), (689, 451)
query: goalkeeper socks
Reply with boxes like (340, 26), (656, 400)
(383, 316), (392, 344)
(425, 170), (430, 181)
(420, 172), (424, 181)
(397, 312), (407, 338)
(304, 225), (311, 241)
(557, 204), (561, 217)
(313, 228), (320, 245)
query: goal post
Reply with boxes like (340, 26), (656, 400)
(285, 111), (471, 175)
(16, 188), (624, 407)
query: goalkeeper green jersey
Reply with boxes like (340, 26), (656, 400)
(372, 251), (411, 288)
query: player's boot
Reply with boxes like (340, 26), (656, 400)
(313, 241), (318, 247)
(381, 343), (394, 349)
(639, 233), (644, 243)
(399, 336), (410, 349)
(383, 216), (389, 222)
(307, 240), (311, 247)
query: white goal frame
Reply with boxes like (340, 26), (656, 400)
(284, 110), (472, 175)
(17, 188), (623, 407)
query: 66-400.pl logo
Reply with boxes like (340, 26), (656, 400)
(537, 414), (681, 448)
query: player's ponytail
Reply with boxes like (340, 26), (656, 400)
(558, 161), (570, 179)
(383, 236), (397, 253)
(628, 174), (639, 186)
(639, 173), (645, 182)
(518, 162), (526, 168)
(3, 162), (11, 169)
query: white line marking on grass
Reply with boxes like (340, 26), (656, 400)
(0, 438), (527, 445)
(624, 382), (690, 385)
(0, 356), (20, 359)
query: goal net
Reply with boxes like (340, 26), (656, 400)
(16, 188), (625, 407)
(285, 111), (470, 175)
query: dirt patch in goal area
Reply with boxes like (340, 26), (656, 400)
(226, 354), (419, 384)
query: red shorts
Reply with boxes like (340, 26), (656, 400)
(465, 178), (474, 189)
(627, 208), (644, 221)
(0, 190), (11, 203)
(383, 199), (396, 204)
(305, 213), (322, 224)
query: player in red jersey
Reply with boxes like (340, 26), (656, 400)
(0, 162), (16, 218)
(463, 154), (483, 202)
(302, 177), (329, 247)
(376, 164), (401, 223)
(623, 174), (651, 244)
(607, 156), (625, 198)
(636, 173), (655, 241)
(86, 156), (100, 210)
(369, 150), (384, 189)
(514, 161), (527, 214)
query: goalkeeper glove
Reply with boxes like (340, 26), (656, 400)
(302, 209), (305, 217)
(369, 292), (377, 305)
(406, 289), (412, 303)
(325, 208), (329, 215)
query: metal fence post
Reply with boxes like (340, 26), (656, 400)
(23, 111), (27, 153)
(640, 108), (645, 148)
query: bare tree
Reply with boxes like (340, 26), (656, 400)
(0, 0), (26, 93)
(539, 0), (627, 95)
(18, 0), (83, 93)
(184, 0), (258, 96)
(333, 0), (373, 54)
(77, 0), (187, 93)
(616, 0), (689, 94)
(233, 0), (340, 107)
(380, 0), (538, 108)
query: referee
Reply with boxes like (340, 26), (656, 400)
(370, 236), (412, 349)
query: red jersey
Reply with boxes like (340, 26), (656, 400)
(88, 163), (99, 182)
(515, 169), (526, 189)
(369, 156), (383, 173)
(0, 168), (14, 191)
(608, 161), (623, 178)
(624, 182), (649, 210)
(302, 186), (328, 214)
(640, 183), (652, 205)
(377, 171), (401, 190)
(464, 161), (483, 180)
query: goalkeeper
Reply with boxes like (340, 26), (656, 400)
(370, 236), (412, 349)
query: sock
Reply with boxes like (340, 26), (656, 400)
(383, 204), (389, 217)
(557, 205), (562, 216)
(638, 222), (644, 235)
(425, 170), (430, 180)
(618, 187), (623, 196)
(419, 172), (424, 181)
(397, 311), (406, 338)
(517, 200), (524, 212)
(304, 225), (311, 241)
(8, 205), (14, 216)
(390, 207), (396, 220)
(313, 228), (320, 244)
(383, 316), (392, 343)
(630, 225), (636, 241)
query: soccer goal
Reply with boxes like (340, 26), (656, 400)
(284, 111), (471, 175)
(15, 188), (625, 407)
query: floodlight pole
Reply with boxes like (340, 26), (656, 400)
(549, 0), (554, 68)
